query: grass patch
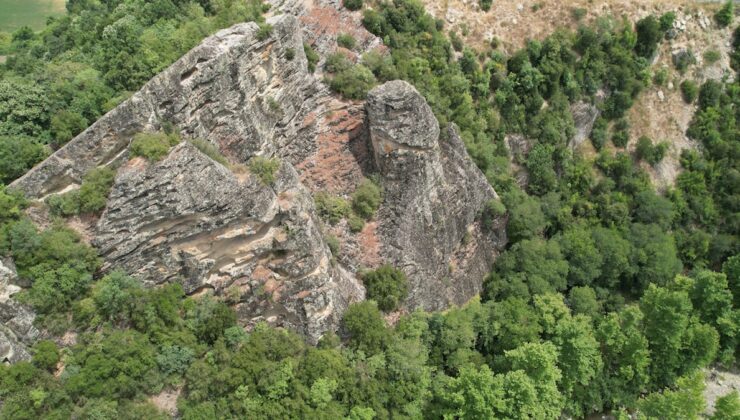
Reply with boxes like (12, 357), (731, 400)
(47, 167), (116, 216)
(187, 138), (228, 166)
(0, 0), (65, 32)
(130, 132), (180, 161)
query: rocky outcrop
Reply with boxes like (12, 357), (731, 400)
(95, 143), (363, 343)
(366, 81), (506, 310)
(0, 259), (38, 364)
(11, 14), (322, 198)
(569, 101), (600, 150)
(9, 5), (504, 341)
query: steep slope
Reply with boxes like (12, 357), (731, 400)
(8, 6), (504, 342)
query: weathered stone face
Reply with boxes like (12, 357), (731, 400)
(366, 81), (506, 311)
(95, 143), (363, 343)
(10, 14), (321, 198)
(9, 6), (505, 343)
(0, 259), (38, 364)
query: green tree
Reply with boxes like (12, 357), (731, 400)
(362, 264), (409, 311)
(342, 301), (389, 355)
(638, 371), (705, 419)
(557, 225), (603, 287)
(635, 15), (662, 58)
(711, 391), (740, 420)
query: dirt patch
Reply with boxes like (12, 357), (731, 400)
(422, 0), (721, 52)
(704, 368), (740, 416)
(149, 387), (181, 417)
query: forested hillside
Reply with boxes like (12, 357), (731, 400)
(0, 0), (738, 419)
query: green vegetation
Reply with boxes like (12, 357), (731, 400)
(256, 23), (272, 41)
(704, 49), (722, 64)
(0, 0), (265, 184)
(480, 0), (492, 12)
(314, 192), (351, 224)
(129, 132), (180, 161)
(0, 0), (65, 32)
(361, 264), (409, 311)
(337, 33), (356, 50)
(47, 166), (116, 216)
(351, 178), (381, 219)
(681, 79), (699, 103)
(248, 156), (280, 185)
(635, 136), (668, 166)
(187, 138), (228, 166)
(0, 1), (738, 419)
(304, 42), (320, 72)
(343, 0), (363, 11)
(715, 1), (734, 28)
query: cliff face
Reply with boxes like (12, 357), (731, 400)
(9, 6), (504, 342)
(366, 81), (505, 310)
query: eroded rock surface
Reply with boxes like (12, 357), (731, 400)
(95, 143), (363, 342)
(0, 259), (38, 364)
(367, 81), (506, 310)
(11, 14), (321, 198)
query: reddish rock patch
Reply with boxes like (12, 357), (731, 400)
(296, 100), (370, 193)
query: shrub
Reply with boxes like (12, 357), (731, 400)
(47, 166), (116, 216)
(351, 178), (381, 219)
(337, 33), (356, 50)
(348, 214), (365, 233)
(481, 198), (506, 230)
(659, 11), (676, 31)
(673, 49), (696, 73)
(362, 264), (409, 311)
(188, 138), (228, 166)
(715, 1), (734, 27)
(703, 49), (721, 65)
(314, 192), (350, 224)
(652, 68), (668, 86)
(635, 15), (661, 58)
(480, 0), (492, 12)
(130, 132), (180, 161)
(571, 8), (586, 21)
(343, 0), (363, 11)
(304, 43), (319, 73)
(590, 117), (608, 150)
(78, 167), (116, 214)
(325, 235), (340, 255)
(680, 80), (698, 103)
(329, 64), (377, 99)
(248, 156), (280, 185)
(636, 136), (669, 165)
(449, 31), (463, 52)
(324, 52), (352, 73)
(285, 48), (295, 60)
(256, 23), (272, 41)
(611, 120), (630, 148)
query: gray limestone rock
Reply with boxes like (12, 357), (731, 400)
(11, 14), (322, 198)
(367, 81), (506, 310)
(94, 142), (363, 343)
(0, 260), (38, 364)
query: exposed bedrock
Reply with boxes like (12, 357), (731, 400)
(366, 81), (507, 311)
(95, 143), (363, 343)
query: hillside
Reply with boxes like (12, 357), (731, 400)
(0, 0), (738, 418)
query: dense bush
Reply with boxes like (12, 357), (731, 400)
(351, 178), (381, 219)
(635, 136), (668, 165)
(0, 136), (48, 184)
(362, 264), (409, 311)
(635, 15), (662, 58)
(715, 1), (734, 27)
(328, 64), (377, 99)
(248, 156), (280, 185)
(480, 0), (492, 12)
(337, 33), (356, 50)
(304, 43), (320, 73)
(343, 0), (363, 11)
(129, 132), (180, 161)
(314, 192), (351, 224)
(680, 79), (699, 103)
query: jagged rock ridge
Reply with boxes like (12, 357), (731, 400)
(10, 9), (505, 341)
